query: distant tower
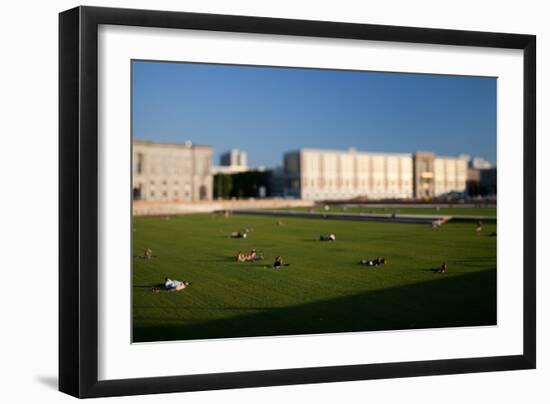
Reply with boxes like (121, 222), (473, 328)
(212, 149), (249, 175)
(470, 156), (493, 170)
(220, 149), (247, 168)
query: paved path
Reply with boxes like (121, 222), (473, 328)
(234, 210), (496, 224)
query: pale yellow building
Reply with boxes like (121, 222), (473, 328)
(413, 152), (468, 198)
(284, 148), (468, 201)
(284, 149), (413, 200)
(132, 140), (213, 201)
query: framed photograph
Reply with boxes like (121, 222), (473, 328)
(59, 6), (536, 398)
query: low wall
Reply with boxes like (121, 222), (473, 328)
(132, 199), (315, 216)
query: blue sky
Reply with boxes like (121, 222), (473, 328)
(132, 60), (496, 168)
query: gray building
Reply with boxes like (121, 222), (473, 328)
(132, 140), (213, 201)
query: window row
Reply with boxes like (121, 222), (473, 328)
(302, 179), (412, 187)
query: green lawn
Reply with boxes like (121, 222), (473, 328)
(274, 205), (496, 217)
(132, 214), (497, 342)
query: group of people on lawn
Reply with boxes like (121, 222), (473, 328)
(145, 218), (479, 291)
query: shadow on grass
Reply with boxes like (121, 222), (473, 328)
(133, 268), (496, 343)
(206, 256), (239, 263)
(453, 257), (496, 264)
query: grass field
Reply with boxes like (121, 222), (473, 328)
(273, 205), (496, 217)
(132, 213), (497, 342)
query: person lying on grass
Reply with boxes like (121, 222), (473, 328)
(236, 249), (264, 262)
(265, 256), (290, 269)
(320, 233), (336, 241)
(151, 277), (192, 292)
(230, 231), (247, 239)
(359, 257), (386, 267)
(431, 219), (442, 229)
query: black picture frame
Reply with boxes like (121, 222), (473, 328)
(59, 5), (536, 398)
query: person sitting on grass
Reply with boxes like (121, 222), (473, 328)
(359, 257), (386, 267)
(273, 255), (283, 269)
(435, 262), (447, 273)
(476, 221), (483, 234)
(144, 248), (153, 259)
(265, 256), (289, 269)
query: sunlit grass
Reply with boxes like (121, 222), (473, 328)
(132, 213), (496, 342)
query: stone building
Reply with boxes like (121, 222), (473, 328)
(132, 140), (213, 201)
(284, 148), (468, 201)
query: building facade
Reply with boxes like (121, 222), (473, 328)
(284, 149), (413, 200)
(413, 152), (468, 198)
(132, 140), (213, 201)
(479, 167), (497, 196)
(466, 156), (496, 197)
(467, 167), (482, 196)
(284, 148), (468, 201)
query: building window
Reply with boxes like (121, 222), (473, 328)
(199, 185), (208, 200)
(133, 185), (142, 200)
(136, 153), (144, 174)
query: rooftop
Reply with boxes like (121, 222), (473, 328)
(133, 139), (211, 149)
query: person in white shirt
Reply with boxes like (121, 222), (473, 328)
(164, 277), (177, 289)
(151, 277), (191, 292)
